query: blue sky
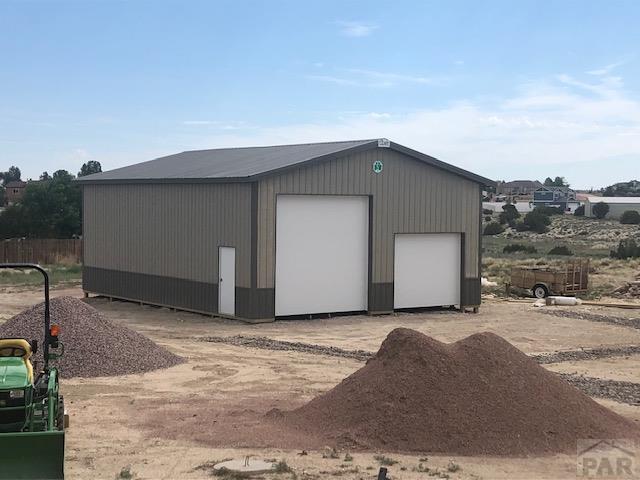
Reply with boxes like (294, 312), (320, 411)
(2, 0), (639, 189)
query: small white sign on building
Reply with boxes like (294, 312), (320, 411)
(377, 138), (391, 148)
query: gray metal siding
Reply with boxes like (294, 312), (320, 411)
(83, 183), (252, 287)
(256, 148), (481, 289)
(586, 201), (640, 219)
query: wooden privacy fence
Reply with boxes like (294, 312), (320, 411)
(0, 239), (82, 264)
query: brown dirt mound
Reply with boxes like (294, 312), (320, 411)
(280, 328), (640, 455)
(0, 296), (184, 378)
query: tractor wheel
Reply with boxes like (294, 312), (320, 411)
(533, 284), (549, 299)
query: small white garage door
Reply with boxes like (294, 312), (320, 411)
(275, 195), (369, 316)
(394, 233), (461, 309)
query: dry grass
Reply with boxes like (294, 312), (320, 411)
(482, 215), (640, 299)
(483, 256), (640, 299)
(0, 264), (82, 286)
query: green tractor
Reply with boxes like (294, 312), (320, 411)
(0, 264), (66, 479)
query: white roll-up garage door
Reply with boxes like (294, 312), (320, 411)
(394, 233), (461, 309)
(275, 195), (369, 316)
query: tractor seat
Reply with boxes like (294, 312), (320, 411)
(0, 338), (34, 383)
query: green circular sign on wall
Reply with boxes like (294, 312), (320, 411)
(373, 160), (383, 174)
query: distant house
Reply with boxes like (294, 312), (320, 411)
(496, 180), (543, 196)
(584, 196), (640, 219)
(533, 186), (576, 210)
(4, 180), (27, 205)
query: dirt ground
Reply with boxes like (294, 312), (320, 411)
(2, 285), (640, 479)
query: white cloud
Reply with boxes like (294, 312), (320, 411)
(183, 120), (217, 125)
(196, 71), (640, 189)
(182, 120), (248, 130)
(305, 75), (360, 86)
(335, 20), (378, 37)
(586, 60), (626, 76)
(307, 68), (442, 88)
(347, 69), (438, 85)
(73, 148), (89, 159)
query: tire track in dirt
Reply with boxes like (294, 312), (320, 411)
(201, 335), (640, 405)
(537, 309), (640, 329)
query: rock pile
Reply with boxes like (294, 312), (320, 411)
(0, 297), (184, 378)
(612, 280), (640, 298)
(279, 328), (640, 455)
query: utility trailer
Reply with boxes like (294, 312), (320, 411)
(507, 259), (589, 298)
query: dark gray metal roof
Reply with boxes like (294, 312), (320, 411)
(76, 138), (494, 186)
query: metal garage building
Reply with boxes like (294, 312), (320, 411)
(78, 139), (493, 321)
(584, 196), (640, 219)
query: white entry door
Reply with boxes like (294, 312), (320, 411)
(275, 195), (369, 316)
(218, 246), (236, 316)
(394, 233), (461, 309)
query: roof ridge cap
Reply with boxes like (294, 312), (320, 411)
(179, 139), (378, 154)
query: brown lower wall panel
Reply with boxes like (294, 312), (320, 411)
(83, 267), (481, 319)
(83, 266), (218, 313)
(368, 282), (393, 312)
(462, 277), (481, 306)
(83, 266), (275, 319)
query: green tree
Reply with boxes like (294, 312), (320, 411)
(52, 169), (75, 181)
(483, 222), (505, 235)
(592, 202), (610, 219)
(620, 210), (640, 225)
(39, 171), (51, 181)
(0, 166), (21, 185)
(0, 173), (81, 238)
(498, 203), (520, 226)
(78, 161), (102, 177)
(543, 176), (569, 187)
(523, 211), (552, 233)
(611, 239), (640, 259)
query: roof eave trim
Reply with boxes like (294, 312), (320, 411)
(388, 142), (496, 187)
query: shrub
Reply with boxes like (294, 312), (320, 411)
(548, 246), (573, 256)
(374, 455), (398, 466)
(503, 244), (537, 254)
(485, 215), (492, 222)
(610, 239), (640, 259)
(620, 210), (640, 225)
(574, 205), (585, 216)
(498, 204), (520, 225)
(523, 211), (551, 233)
(514, 221), (529, 232)
(592, 201), (610, 219)
(533, 205), (564, 216)
(483, 222), (505, 235)
(482, 208), (493, 215)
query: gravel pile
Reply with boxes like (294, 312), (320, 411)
(276, 328), (640, 455)
(0, 296), (184, 378)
